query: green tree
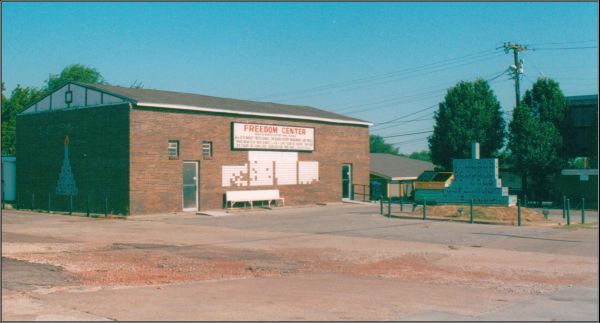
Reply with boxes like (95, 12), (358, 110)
(2, 85), (42, 155)
(508, 77), (569, 201)
(370, 135), (399, 155)
(521, 78), (570, 164)
(508, 103), (562, 201)
(408, 150), (431, 162)
(428, 79), (506, 170)
(44, 64), (105, 93)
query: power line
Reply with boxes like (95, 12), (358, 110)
(487, 69), (510, 82)
(523, 74), (536, 84)
(340, 91), (442, 115)
(375, 81), (513, 132)
(527, 39), (597, 47)
(370, 69), (508, 129)
(372, 111), (435, 130)
(372, 115), (434, 132)
(531, 46), (597, 51)
(274, 52), (504, 103)
(382, 130), (433, 139)
(252, 48), (497, 100)
(331, 86), (447, 113)
(327, 82), (444, 109)
(523, 56), (545, 79)
(327, 68), (504, 110)
(251, 49), (501, 101)
(372, 104), (438, 128)
(389, 136), (430, 146)
(336, 68), (508, 115)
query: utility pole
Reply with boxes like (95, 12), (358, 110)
(502, 42), (527, 107)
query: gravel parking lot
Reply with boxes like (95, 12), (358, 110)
(2, 203), (598, 321)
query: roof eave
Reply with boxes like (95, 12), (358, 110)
(391, 176), (418, 181)
(135, 102), (373, 126)
(369, 171), (392, 179)
(18, 81), (137, 116)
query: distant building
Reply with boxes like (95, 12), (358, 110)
(369, 153), (434, 200)
(566, 94), (598, 166)
(554, 94), (599, 208)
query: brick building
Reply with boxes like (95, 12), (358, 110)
(16, 82), (370, 215)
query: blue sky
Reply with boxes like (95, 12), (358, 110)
(2, 2), (598, 153)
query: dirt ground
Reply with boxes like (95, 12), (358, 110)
(2, 204), (598, 321)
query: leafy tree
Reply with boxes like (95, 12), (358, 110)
(370, 135), (399, 155)
(44, 64), (105, 93)
(2, 85), (42, 155)
(408, 150), (431, 162)
(508, 77), (570, 201)
(521, 78), (570, 164)
(1, 82), (8, 155)
(1, 82), (6, 116)
(428, 79), (506, 170)
(508, 103), (562, 201)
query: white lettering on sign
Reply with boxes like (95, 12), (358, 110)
(232, 123), (314, 151)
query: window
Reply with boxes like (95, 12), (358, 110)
(202, 141), (212, 159)
(168, 140), (179, 159)
(65, 90), (73, 104)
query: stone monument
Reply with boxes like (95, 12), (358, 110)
(434, 142), (516, 206)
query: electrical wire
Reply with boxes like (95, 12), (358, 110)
(251, 49), (501, 101)
(277, 52), (505, 102)
(527, 39), (597, 47)
(389, 136), (430, 146)
(372, 115), (434, 132)
(371, 104), (438, 128)
(369, 69), (508, 129)
(382, 130), (433, 139)
(327, 68), (504, 110)
(531, 46), (597, 51)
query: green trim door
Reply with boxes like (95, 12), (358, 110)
(342, 164), (352, 199)
(183, 161), (198, 211)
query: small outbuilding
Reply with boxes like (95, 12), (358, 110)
(369, 153), (434, 200)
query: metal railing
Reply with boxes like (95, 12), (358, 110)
(9, 190), (127, 216)
(375, 195), (592, 227)
(351, 184), (371, 202)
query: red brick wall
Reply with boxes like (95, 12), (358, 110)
(129, 106), (369, 214)
(16, 105), (130, 214)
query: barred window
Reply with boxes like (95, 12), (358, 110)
(202, 141), (212, 159)
(168, 140), (179, 159)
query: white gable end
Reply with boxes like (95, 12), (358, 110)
(20, 83), (130, 115)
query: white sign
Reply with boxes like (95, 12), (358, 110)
(232, 123), (314, 151)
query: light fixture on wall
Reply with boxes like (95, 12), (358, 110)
(65, 90), (73, 104)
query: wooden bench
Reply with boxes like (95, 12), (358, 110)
(226, 189), (285, 209)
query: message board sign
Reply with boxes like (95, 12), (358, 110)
(232, 122), (314, 151)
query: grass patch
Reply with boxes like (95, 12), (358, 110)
(472, 210), (496, 220)
(446, 210), (493, 220)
